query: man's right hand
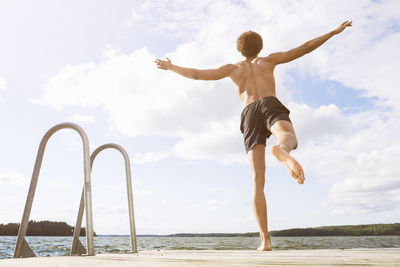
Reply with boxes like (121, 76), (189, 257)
(332, 20), (352, 35)
(155, 57), (172, 70)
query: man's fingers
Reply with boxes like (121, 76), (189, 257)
(341, 20), (352, 27)
(155, 59), (165, 65)
(344, 20), (352, 27)
(154, 58), (170, 64)
(155, 57), (171, 70)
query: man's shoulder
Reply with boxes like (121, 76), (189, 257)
(223, 63), (239, 68)
(257, 55), (276, 63)
(220, 63), (239, 73)
(234, 60), (247, 65)
(232, 61), (247, 69)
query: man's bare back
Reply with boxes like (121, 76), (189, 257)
(230, 57), (277, 107)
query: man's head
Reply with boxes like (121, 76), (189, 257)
(237, 31), (263, 58)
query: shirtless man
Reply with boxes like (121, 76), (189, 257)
(155, 21), (352, 251)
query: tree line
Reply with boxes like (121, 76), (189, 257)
(0, 220), (95, 236)
(269, 223), (400, 237)
(165, 223), (400, 237)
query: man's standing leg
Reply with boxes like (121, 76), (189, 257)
(270, 120), (305, 183)
(248, 144), (271, 251)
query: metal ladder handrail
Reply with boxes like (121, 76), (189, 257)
(71, 143), (138, 255)
(13, 122), (95, 258)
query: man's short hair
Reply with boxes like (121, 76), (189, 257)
(237, 31), (263, 58)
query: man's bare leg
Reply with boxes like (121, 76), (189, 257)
(248, 144), (271, 251)
(270, 120), (305, 184)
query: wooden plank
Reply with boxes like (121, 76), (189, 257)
(1, 248), (400, 266)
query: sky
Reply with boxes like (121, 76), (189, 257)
(0, 0), (399, 235)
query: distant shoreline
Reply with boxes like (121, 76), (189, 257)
(2, 222), (399, 237)
(113, 223), (400, 237)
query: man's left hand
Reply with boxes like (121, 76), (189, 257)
(332, 20), (352, 35)
(155, 58), (172, 70)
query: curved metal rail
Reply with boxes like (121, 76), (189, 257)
(13, 122), (95, 258)
(71, 143), (137, 255)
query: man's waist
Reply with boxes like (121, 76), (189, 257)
(242, 95), (278, 109)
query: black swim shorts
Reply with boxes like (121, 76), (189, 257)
(240, 96), (292, 153)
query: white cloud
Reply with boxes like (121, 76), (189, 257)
(0, 75), (6, 91)
(0, 75), (6, 104)
(278, 0), (400, 108)
(66, 113), (96, 124)
(94, 206), (128, 214)
(206, 199), (230, 211)
(57, 131), (88, 152)
(190, 199), (231, 211)
(229, 216), (254, 224)
(34, 0), (400, 216)
(133, 189), (154, 197)
(294, 105), (400, 215)
(33, 47), (211, 137)
(204, 186), (236, 193)
(126, 0), (245, 39)
(0, 171), (28, 185)
(172, 119), (246, 164)
(133, 152), (170, 164)
(289, 103), (354, 145)
(327, 181), (400, 216)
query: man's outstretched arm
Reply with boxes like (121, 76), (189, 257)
(155, 58), (235, 80)
(268, 20), (352, 65)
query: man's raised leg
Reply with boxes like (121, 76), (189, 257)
(248, 144), (271, 251)
(270, 120), (305, 184)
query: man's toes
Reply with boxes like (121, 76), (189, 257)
(298, 167), (304, 178)
(296, 173), (305, 184)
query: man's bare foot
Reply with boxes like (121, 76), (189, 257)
(257, 234), (271, 251)
(270, 145), (305, 184)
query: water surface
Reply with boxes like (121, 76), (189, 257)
(1, 235), (399, 259)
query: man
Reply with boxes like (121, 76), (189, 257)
(155, 21), (352, 251)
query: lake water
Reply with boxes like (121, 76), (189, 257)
(1, 236), (399, 259)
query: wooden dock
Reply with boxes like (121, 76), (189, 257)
(1, 248), (399, 266)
